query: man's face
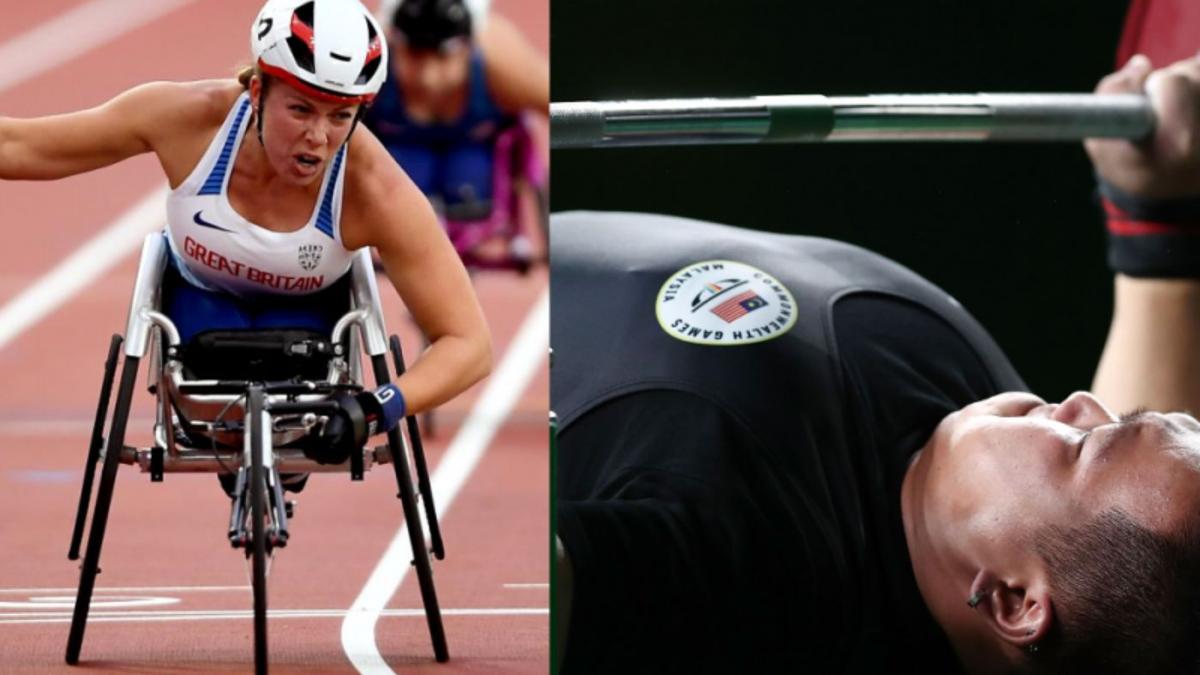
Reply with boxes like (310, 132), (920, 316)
(922, 391), (1200, 550)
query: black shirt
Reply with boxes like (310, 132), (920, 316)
(552, 212), (1026, 674)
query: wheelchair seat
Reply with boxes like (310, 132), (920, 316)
(178, 328), (338, 381)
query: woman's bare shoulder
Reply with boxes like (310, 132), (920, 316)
(140, 80), (247, 185)
(345, 125), (401, 194)
(340, 125), (432, 249)
(146, 80), (245, 126)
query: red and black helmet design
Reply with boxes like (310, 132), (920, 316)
(252, 0), (388, 104)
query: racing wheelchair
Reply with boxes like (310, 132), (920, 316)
(63, 234), (448, 674)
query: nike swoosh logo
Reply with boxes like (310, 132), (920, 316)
(193, 211), (233, 233)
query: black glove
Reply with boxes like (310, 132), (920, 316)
(306, 391), (367, 465)
(306, 385), (406, 465)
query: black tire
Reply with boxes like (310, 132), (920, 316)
(68, 333), (123, 561)
(248, 388), (269, 675)
(388, 336), (444, 560)
(66, 355), (139, 665)
(372, 355), (448, 662)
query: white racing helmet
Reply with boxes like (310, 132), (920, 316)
(251, 0), (388, 104)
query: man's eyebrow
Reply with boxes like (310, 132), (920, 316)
(1118, 407), (1150, 425)
(1111, 409), (1200, 461)
(1088, 408), (1155, 460)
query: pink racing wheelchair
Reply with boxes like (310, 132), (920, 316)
(443, 114), (548, 273)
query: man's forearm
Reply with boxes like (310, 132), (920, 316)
(1093, 274), (1200, 413)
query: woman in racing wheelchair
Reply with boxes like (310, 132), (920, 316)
(0, 0), (492, 461)
(0, 0), (490, 670)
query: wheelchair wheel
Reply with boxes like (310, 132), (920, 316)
(248, 388), (269, 675)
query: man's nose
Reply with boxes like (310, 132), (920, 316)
(1053, 391), (1118, 428)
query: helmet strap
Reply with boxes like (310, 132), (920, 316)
(346, 106), (367, 144)
(254, 73), (270, 148)
(256, 109), (267, 148)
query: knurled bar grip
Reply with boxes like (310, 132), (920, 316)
(550, 93), (1155, 148)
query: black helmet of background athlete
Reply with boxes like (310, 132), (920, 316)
(391, 0), (473, 52)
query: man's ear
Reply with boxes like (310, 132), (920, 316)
(971, 572), (1053, 648)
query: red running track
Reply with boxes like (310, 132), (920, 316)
(0, 0), (548, 672)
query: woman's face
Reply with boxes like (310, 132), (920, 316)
(391, 37), (472, 101)
(253, 77), (359, 187)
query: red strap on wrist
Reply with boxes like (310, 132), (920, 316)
(1101, 196), (1200, 236)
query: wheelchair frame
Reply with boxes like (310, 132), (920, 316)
(64, 234), (449, 673)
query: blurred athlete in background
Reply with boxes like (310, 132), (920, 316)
(365, 0), (548, 265)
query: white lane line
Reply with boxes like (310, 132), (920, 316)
(0, 418), (156, 434)
(0, 585), (247, 594)
(5, 469), (80, 484)
(503, 583), (549, 589)
(0, 0), (197, 94)
(0, 595), (179, 609)
(0, 607), (548, 625)
(0, 186), (166, 351)
(341, 289), (550, 673)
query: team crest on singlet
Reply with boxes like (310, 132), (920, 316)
(298, 244), (323, 271)
(655, 260), (798, 346)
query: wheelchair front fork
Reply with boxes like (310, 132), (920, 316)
(228, 472), (288, 551)
(228, 403), (289, 553)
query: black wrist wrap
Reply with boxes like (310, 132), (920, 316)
(1100, 180), (1200, 278)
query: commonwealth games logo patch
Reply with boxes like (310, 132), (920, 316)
(655, 260), (798, 346)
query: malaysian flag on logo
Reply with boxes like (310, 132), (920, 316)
(691, 278), (742, 310)
(710, 290), (767, 323)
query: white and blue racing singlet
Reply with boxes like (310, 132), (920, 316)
(165, 92), (356, 298)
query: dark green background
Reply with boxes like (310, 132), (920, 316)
(552, 0), (1132, 401)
